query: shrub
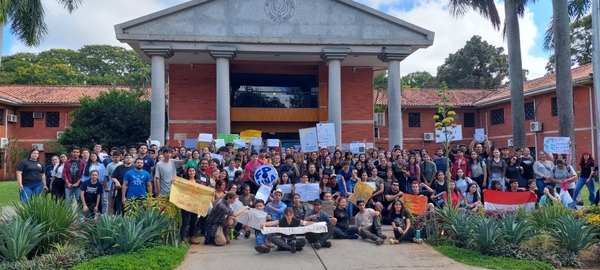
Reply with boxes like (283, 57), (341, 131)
(548, 215), (600, 254)
(412, 211), (444, 241)
(468, 216), (503, 252)
(80, 214), (122, 251)
(531, 203), (576, 231)
(0, 245), (107, 270)
(483, 208), (516, 219)
(444, 212), (472, 247)
(487, 243), (577, 268)
(71, 246), (187, 270)
(124, 195), (182, 247)
(522, 232), (557, 251)
(434, 245), (553, 270)
(592, 243), (600, 259)
(114, 216), (162, 253)
(0, 218), (50, 261)
(11, 194), (79, 254)
(500, 213), (534, 245)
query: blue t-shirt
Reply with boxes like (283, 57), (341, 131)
(142, 155), (155, 174)
(433, 157), (448, 173)
(123, 169), (152, 200)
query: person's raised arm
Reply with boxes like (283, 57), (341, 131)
(469, 136), (477, 153)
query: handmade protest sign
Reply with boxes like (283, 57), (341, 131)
(316, 123), (336, 147)
(543, 137), (570, 154)
(294, 183), (320, 201)
(475, 128), (485, 142)
(254, 165), (278, 186)
(255, 184), (272, 203)
(238, 209), (268, 230)
(240, 130), (262, 142)
(299, 127), (318, 152)
(217, 134), (239, 143)
(347, 181), (374, 205)
(365, 181), (376, 190)
(267, 139), (280, 147)
(261, 222), (328, 235)
(278, 184), (293, 195)
(401, 193), (429, 215)
(321, 200), (335, 216)
(169, 177), (214, 216)
(233, 139), (246, 150)
(198, 133), (213, 142)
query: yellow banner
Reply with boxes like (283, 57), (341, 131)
(240, 129), (262, 143)
(348, 181), (374, 205)
(169, 177), (214, 216)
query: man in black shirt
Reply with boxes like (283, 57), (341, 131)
(260, 207), (315, 253)
(111, 154), (134, 215)
(382, 181), (402, 217)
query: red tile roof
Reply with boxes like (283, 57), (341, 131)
(0, 85), (136, 105)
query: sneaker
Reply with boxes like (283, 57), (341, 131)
(313, 242), (321, 250)
(255, 244), (270, 253)
(413, 238), (424, 244)
(322, 241), (332, 248)
(290, 241), (297, 253)
(389, 239), (399, 245)
(189, 237), (201, 244)
(244, 230), (251, 239)
(349, 234), (359, 239)
(375, 238), (384, 245)
(377, 233), (387, 239)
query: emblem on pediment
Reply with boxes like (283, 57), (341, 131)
(264, 0), (295, 23)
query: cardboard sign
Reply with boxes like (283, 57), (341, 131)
(350, 142), (366, 154)
(238, 208), (268, 230)
(169, 177), (214, 216)
(348, 181), (374, 205)
(230, 199), (245, 212)
(294, 183), (320, 201)
(401, 193), (429, 215)
(321, 200), (335, 217)
(261, 222), (328, 235)
(543, 137), (570, 154)
(173, 133), (187, 141)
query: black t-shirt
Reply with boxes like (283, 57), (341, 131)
(112, 165), (134, 185)
(334, 207), (351, 230)
(17, 159), (44, 185)
(382, 188), (401, 210)
(519, 156), (535, 179)
(279, 217), (301, 227)
(81, 180), (103, 206)
(197, 171), (210, 185)
(229, 179), (245, 195)
(390, 210), (410, 228)
(307, 171), (320, 183)
(478, 151), (489, 160)
(580, 162), (595, 178)
(392, 163), (407, 186)
(432, 180), (448, 195)
(506, 164), (521, 181)
(279, 164), (299, 184)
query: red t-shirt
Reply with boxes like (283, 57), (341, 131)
(244, 160), (264, 182)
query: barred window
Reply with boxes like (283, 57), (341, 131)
(491, 108), (504, 125)
(20, 112), (33, 127)
(463, 113), (475, 127)
(524, 102), (535, 120)
(0, 109), (4, 125)
(551, 97), (558, 116)
(46, 112), (60, 127)
(374, 127), (380, 139)
(408, 113), (420, 127)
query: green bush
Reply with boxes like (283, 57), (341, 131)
(12, 194), (79, 254)
(124, 196), (182, 247)
(531, 204), (576, 231)
(500, 213), (534, 245)
(548, 215), (600, 254)
(114, 216), (162, 253)
(468, 217), (503, 251)
(80, 214), (122, 250)
(445, 212), (472, 247)
(71, 246), (187, 270)
(435, 245), (553, 270)
(0, 218), (50, 261)
(0, 245), (107, 270)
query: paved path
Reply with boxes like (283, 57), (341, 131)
(176, 226), (487, 270)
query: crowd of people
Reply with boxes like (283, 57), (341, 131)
(14, 135), (600, 253)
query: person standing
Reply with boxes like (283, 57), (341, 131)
(574, 152), (596, 205)
(112, 154), (134, 215)
(50, 153), (67, 200)
(104, 150), (123, 215)
(62, 146), (86, 207)
(80, 170), (103, 218)
(154, 147), (183, 199)
(122, 158), (153, 204)
(16, 149), (47, 203)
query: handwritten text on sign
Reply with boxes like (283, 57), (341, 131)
(543, 137), (570, 154)
(237, 209), (268, 230)
(169, 177), (214, 217)
(261, 222), (328, 235)
(348, 181), (374, 205)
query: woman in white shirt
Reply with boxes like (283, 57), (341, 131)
(533, 151), (554, 197)
(50, 153), (68, 199)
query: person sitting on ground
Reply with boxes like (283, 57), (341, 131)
(354, 199), (386, 245)
(539, 186), (561, 206)
(489, 180), (502, 191)
(333, 197), (359, 239)
(304, 199), (335, 250)
(389, 198), (422, 245)
(463, 183), (481, 212)
(204, 192), (250, 245)
(254, 199), (274, 253)
(260, 207), (315, 253)
(442, 180), (462, 208)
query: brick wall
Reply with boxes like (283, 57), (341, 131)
(340, 66), (374, 144)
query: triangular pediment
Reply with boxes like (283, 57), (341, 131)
(115, 0), (434, 47)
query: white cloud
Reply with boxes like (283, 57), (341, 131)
(384, 0), (547, 79)
(6, 0), (548, 80)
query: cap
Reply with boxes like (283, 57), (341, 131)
(274, 189), (283, 196)
(320, 146), (328, 150)
(313, 199), (323, 205)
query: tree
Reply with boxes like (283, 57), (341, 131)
(436, 35), (508, 89)
(544, 14), (592, 74)
(58, 89), (151, 148)
(401, 71), (437, 89)
(447, 0), (534, 151)
(552, 0), (575, 149)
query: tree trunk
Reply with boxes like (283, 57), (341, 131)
(505, 0), (526, 150)
(553, 0), (575, 160)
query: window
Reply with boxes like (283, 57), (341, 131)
(463, 113), (475, 127)
(46, 112), (60, 127)
(0, 109), (4, 125)
(408, 113), (420, 127)
(524, 102), (535, 120)
(491, 108), (504, 125)
(551, 97), (558, 116)
(374, 127), (380, 139)
(230, 74), (319, 108)
(20, 112), (33, 127)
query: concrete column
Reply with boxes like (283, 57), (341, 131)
(379, 47), (410, 149)
(142, 45), (173, 147)
(209, 46), (237, 135)
(321, 48), (350, 146)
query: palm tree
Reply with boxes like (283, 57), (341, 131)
(0, 0), (82, 67)
(448, 0), (536, 151)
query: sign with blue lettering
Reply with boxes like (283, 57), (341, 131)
(254, 165), (278, 186)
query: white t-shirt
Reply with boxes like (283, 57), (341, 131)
(552, 165), (577, 189)
(355, 208), (375, 228)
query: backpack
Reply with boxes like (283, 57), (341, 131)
(552, 165), (573, 177)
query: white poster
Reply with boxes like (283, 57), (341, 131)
(230, 199), (245, 212)
(233, 139), (247, 148)
(250, 137), (262, 146)
(299, 127), (318, 152)
(267, 139), (280, 147)
(294, 183), (320, 201)
(435, 125), (463, 143)
(316, 123), (336, 147)
(475, 128), (485, 143)
(210, 153), (223, 163)
(261, 222), (328, 235)
(278, 184), (293, 194)
(198, 133), (213, 142)
(350, 142), (366, 154)
(237, 209), (268, 230)
(365, 181), (376, 190)
(214, 139), (226, 148)
(255, 184), (272, 203)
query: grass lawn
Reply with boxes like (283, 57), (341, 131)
(435, 245), (554, 270)
(0, 181), (19, 208)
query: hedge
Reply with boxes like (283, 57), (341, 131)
(434, 245), (554, 270)
(71, 246), (187, 270)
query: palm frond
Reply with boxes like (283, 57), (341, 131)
(10, 0), (47, 47)
(543, 17), (554, 51)
(56, 0), (82, 13)
(568, 0), (591, 21)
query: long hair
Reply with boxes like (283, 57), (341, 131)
(388, 198), (410, 219)
(466, 183), (479, 202)
(83, 152), (99, 177)
(54, 153), (67, 174)
(580, 152), (595, 168)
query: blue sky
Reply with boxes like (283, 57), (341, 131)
(1, 0), (555, 78)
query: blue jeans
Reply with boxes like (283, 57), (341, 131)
(537, 178), (555, 197)
(488, 173), (505, 191)
(20, 182), (43, 204)
(65, 187), (81, 207)
(573, 177), (596, 204)
(256, 231), (268, 245)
